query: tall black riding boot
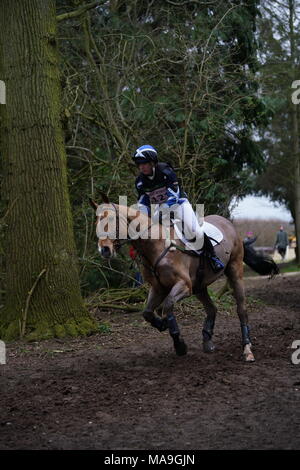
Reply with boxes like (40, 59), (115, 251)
(203, 233), (224, 273)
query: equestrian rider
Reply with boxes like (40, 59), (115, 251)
(132, 144), (224, 273)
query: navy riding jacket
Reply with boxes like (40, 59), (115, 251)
(135, 163), (187, 214)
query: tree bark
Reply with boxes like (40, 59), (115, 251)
(0, 0), (97, 340)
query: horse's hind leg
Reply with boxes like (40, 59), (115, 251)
(226, 260), (255, 362)
(162, 280), (190, 356)
(196, 287), (217, 353)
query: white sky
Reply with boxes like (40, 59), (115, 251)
(230, 195), (292, 222)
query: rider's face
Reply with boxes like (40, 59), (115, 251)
(138, 162), (154, 176)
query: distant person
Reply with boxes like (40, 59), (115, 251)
(274, 226), (288, 260)
(243, 231), (257, 246)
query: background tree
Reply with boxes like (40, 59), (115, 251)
(254, 0), (300, 262)
(0, 0), (97, 340)
(55, 0), (268, 290)
(0, 0), (274, 308)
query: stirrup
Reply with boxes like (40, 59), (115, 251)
(209, 255), (224, 273)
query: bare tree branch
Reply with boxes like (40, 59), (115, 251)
(57, 1), (106, 22)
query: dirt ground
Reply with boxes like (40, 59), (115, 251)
(0, 272), (300, 450)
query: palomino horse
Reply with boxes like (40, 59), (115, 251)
(90, 196), (279, 362)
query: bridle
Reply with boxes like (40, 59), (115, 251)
(95, 203), (167, 283)
(96, 202), (152, 248)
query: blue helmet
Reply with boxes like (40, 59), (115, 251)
(132, 145), (158, 165)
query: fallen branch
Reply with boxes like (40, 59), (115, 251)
(97, 303), (142, 312)
(19, 268), (47, 339)
(86, 287), (147, 312)
(0, 197), (18, 224)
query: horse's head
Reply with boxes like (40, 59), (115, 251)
(89, 195), (119, 259)
(90, 193), (153, 258)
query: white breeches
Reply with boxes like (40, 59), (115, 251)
(153, 201), (204, 251)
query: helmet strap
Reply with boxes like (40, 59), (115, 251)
(148, 166), (155, 179)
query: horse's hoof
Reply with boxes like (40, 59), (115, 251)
(175, 341), (188, 356)
(243, 344), (255, 362)
(172, 335), (188, 356)
(203, 340), (215, 353)
(142, 310), (153, 322)
(244, 352), (255, 362)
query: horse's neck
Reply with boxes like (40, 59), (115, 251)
(117, 204), (165, 256)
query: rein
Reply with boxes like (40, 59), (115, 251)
(135, 244), (172, 285)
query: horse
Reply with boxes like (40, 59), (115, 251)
(89, 196), (279, 362)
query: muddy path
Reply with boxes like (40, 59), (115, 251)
(0, 273), (299, 450)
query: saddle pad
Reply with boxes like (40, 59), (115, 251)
(173, 220), (223, 250)
(202, 221), (223, 246)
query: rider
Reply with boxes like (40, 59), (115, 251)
(243, 231), (257, 246)
(132, 144), (224, 273)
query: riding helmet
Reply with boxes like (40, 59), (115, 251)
(132, 145), (158, 165)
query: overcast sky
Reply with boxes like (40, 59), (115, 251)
(230, 195), (292, 222)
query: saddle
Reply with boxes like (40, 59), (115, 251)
(171, 219), (223, 251)
(159, 215), (225, 288)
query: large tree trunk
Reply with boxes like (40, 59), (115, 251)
(0, 0), (97, 340)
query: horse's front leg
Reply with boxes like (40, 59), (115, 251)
(142, 286), (168, 332)
(162, 280), (191, 356)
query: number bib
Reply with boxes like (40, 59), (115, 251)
(147, 186), (168, 204)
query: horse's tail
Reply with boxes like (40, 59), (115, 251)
(243, 243), (279, 276)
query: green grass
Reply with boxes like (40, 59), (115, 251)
(278, 260), (300, 273)
(97, 321), (112, 334)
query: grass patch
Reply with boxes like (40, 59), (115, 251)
(278, 260), (300, 273)
(180, 288), (264, 317)
(97, 321), (112, 334)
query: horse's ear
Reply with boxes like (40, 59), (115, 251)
(89, 197), (98, 211)
(99, 191), (110, 203)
